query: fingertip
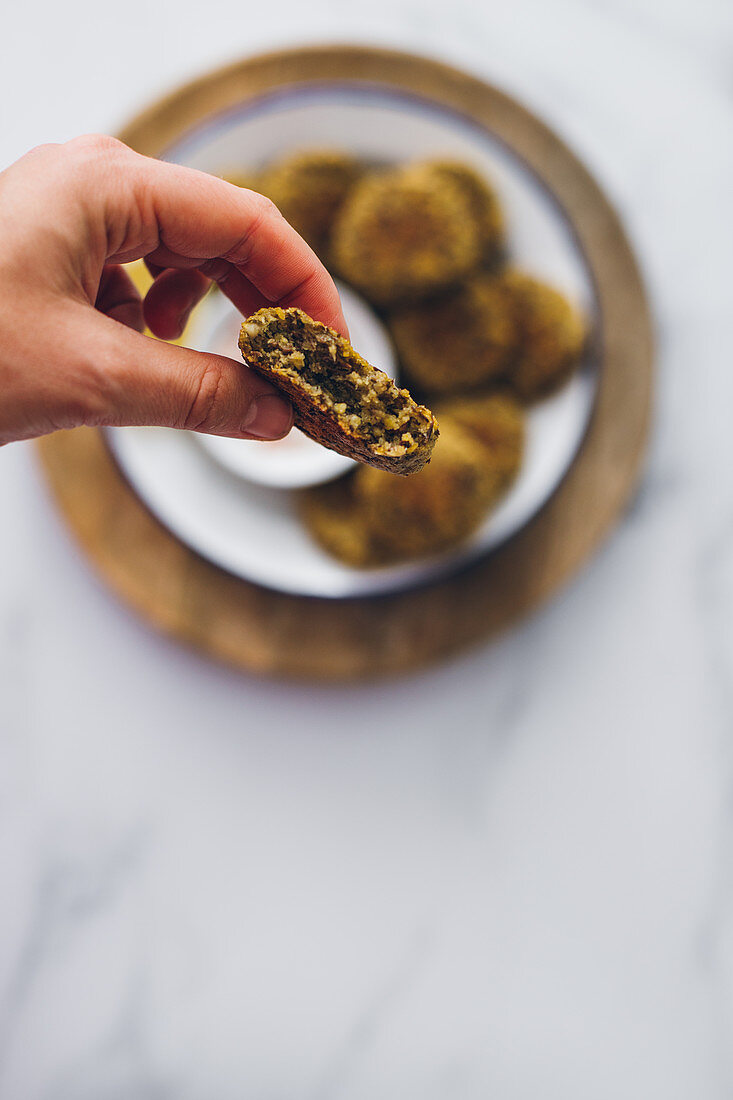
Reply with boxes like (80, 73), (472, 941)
(319, 280), (349, 339)
(144, 308), (186, 341)
(291, 266), (350, 339)
(327, 272), (350, 339)
(240, 392), (294, 440)
(143, 268), (210, 341)
(312, 270), (350, 339)
(95, 264), (145, 332)
(331, 304), (350, 341)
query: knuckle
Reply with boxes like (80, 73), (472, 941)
(69, 132), (124, 152)
(66, 392), (108, 429)
(66, 133), (129, 166)
(182, 361), (227, 432)
(75, 355), (117, 427)
(25, 141), (61, 160)
(251, 192), (282, 220)
(52, 360), (112, 430)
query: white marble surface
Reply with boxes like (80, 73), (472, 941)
(2, 1), (732, 1096)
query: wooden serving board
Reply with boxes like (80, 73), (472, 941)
(36, 45), (653, 681)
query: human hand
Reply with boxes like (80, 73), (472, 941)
(0, 135), (347, 446)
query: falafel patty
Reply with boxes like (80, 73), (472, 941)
(258, 150), (362, 257)
(389, 274), (518, 395)
(500, 271), (587, 399)
(418, 160), (505, 266)
(239, 307), (438, 475)
(331, 166), (481, 306)
(434, 391), (525, 492)
(301, 415), (498, 567)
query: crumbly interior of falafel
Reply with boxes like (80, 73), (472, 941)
(240, 311), (433, 456)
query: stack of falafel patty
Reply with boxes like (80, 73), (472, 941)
(227, 151), (587, 567)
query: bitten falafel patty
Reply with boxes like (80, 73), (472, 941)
(238, 307), (439, 475)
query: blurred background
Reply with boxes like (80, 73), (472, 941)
(2, 1), (732, 1098)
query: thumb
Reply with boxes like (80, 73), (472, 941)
(82, 310), (293, 439)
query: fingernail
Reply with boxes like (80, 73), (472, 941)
(242, 394), (293, 439)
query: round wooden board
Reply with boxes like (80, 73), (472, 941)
(36, 45), (653, 681)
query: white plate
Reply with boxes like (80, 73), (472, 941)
(107, 84), (598, 599)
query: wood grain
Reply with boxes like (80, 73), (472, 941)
(36, 45), (654, 680)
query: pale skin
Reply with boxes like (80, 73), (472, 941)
(0, 134), (348, 447)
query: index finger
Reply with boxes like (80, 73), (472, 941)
(107, 149), (348, 336)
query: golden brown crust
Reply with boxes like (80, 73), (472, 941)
(238, 307), (438, 475)
(331, 166), (481, 305)
(299, 475), (380, 568)
(434, 391), (525, 492)
(417, 160), (505, 266)
(258, 150), (362, 257)
(389, 274), (519, 395)
(301, 416), (503, 566)
(356, 419), (497, 555)
(500, 271), (587, 399)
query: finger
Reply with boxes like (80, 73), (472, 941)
(144, 256), (166, 279)
(95, 265), (145, 332)
(142, 254), (277, 325)
(143, 261), (274, 342)
(143, 227), (339, 330)
(143, 268), (211, 340)
(80, 307), (293, 439)
(197, 259), (271, 317)
(105, 153), (348, 335)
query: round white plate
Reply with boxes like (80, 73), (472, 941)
(107, 84), (598, 599)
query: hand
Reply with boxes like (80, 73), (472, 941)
(0, 134), (347, 446)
